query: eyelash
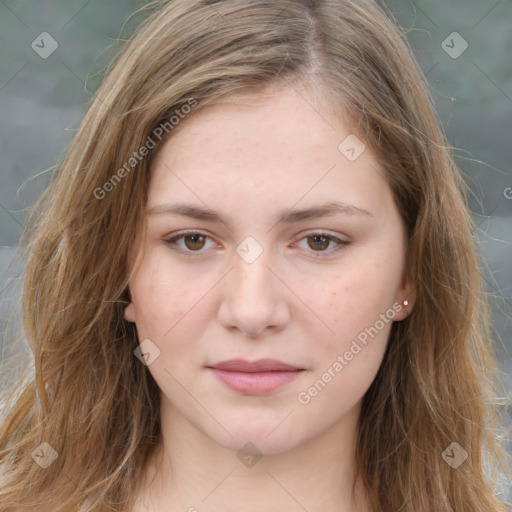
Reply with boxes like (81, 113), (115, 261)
(162, 230), (350, 256)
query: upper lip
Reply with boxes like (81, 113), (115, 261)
(207, 358), (303, 372)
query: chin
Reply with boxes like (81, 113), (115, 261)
(220, 432), (301, 456)
(205, 416), (305, 456)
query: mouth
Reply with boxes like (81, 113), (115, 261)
(205, 358), (305, 395)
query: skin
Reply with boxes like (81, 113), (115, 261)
(125, 81), (415, 512)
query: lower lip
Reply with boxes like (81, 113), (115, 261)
(208, 368), (304, 394)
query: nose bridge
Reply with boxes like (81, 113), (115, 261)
(218, 237), (290, 335)
(231, 240), (276, 303)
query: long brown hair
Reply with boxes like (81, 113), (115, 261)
(1, 1), (510, 510)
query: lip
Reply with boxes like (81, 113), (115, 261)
(206, 359), (305, 395)
(209, 358), (302, 372)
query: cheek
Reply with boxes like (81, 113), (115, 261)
(129, 251), (208, 342)
(297, 269), (394, 412)
(316, 270), (392, 328)
(302, 254), (401, 359)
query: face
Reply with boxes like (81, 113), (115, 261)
(125, 83), (414, 455)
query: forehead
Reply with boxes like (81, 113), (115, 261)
(160, 84), (346, 154)
(147, 85), (391, 220)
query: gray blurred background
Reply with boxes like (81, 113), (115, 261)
(0, 0), (511, 499)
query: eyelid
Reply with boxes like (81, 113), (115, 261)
(295, 229), (350, 243)
(163, 229), (220, 249)
(291, 230), (350, 254)
(162, 229), (350, 255)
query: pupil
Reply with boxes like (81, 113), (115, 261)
(186, 234), (204, 250)
(310, 235), (328, 251)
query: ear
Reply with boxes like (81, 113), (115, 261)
(124, 302), (136, 323)
(393, 268), (416, 321)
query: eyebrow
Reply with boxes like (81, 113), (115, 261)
(147, 200), (373, 227)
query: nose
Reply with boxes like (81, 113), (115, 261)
(217, 248), (291, 338)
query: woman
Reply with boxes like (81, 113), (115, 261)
(0, 0), (510, 511)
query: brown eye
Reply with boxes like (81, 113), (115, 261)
(306, 234), (331, 251)
(163, 231), (215, 253)
(294, 232), (349, 255)
(183, 234), (206, 250)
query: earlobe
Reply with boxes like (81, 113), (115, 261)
(395, 299), (411, 321)
(395, 273), (416, 321)
(124, 303), (136, 323)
